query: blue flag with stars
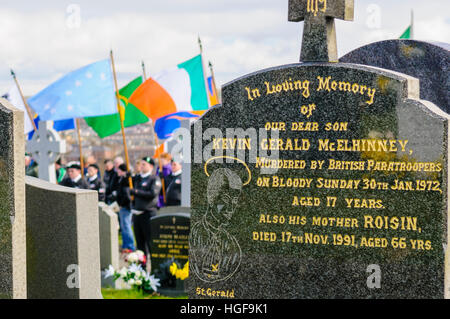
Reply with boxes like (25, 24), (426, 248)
(28, 59), (117, 121)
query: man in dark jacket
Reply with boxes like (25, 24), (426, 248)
(103, 159), (117, 204)
(131, 157), (161, 266)
(59, 162), (89, 189)
(116, 164), (135, 252)
(164, 160), (182, 206)
(87, 164), (106, 202)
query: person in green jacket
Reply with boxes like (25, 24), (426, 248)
(55, 158), (66, 184)
(25, 153), (38, 178)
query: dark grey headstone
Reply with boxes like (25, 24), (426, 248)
(150, 212), (190, 295)
(26, 176), (102, 299)
(98, 202), (119, 271)
(187, 61), (449, 298)
(187, 0), (450, 300)
(0, 98), (26, 299)
(340, 40), (450, 114)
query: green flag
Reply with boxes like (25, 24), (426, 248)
(85, 76), (149, 138)
(399, 25), (411, 39)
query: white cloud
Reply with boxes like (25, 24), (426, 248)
(0, 1), (447, 96)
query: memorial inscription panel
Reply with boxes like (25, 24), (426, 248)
(188, 62), (449, 299)
(151, 213), (190, 294)
(151, 214), (189, 268)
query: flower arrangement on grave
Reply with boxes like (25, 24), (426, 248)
(170, 260), (189, 280)
(104, 250), (160, 293)
(104, 264), (160, 293)
(124, 249), (146, 265)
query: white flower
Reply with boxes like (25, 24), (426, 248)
(127, 253), (139, 264)
(135, 279), (142, 286)
(135, 250), (145, 257)
(104, 265), (115, 279)
(128, 263), (143, 274)
(146, 274), (161, 292)
(119, 267), (128, 278)
(128, 278), (135, 285)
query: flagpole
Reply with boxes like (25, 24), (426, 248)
(208, 61), (220, 104)
(198, 36), (211, 108)
(110, 50), (134, 191)
(75, 118), (85, 178)
(410, 9), (414, 39)
(198, 35), (203, 55)
(141, 61), (147, 82)
(10, 69), (38, 132)
(141, 60), (167, 204)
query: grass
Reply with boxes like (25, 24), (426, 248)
(101, 288), (188, 299)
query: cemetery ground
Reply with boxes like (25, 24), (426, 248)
(101, 288), (187, 299)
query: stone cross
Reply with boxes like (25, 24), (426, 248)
(288, 0), (354, 62)
(26, 121), (66, 183)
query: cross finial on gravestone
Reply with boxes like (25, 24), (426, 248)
(26, 121), (66, 183)
(289, 0), (354, 62)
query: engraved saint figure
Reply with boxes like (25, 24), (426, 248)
(190, 168), (243, 282)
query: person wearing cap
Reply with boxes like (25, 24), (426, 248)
(59, 162), (89, 189)
(116, 163), (136, 252)
(131, 157), (162, 265)
(84, 155), (100, 179)
(86, 163), (106, 202)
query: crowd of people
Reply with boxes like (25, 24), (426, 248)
(25, 152), (183, 265)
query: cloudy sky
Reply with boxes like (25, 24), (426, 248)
(0, 0), (448, 96)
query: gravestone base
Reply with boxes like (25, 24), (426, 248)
(158, 281), (186, 297)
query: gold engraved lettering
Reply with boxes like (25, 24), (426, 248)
(307, 0), (327, 16)
(316, 76), (377, 105)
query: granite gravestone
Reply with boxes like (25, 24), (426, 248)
(26, 120), (66, 183)
(99, 203), (119, 288)
(0, 98), (27, 299)
(340, 40), (449, 113)
(150, 212), (190, 295)
(26, 176), (102, 299)
(98, 202), (119, 270)
(188, 0), (450, 299)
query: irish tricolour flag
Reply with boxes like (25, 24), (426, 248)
(129, 54), (209, 139)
